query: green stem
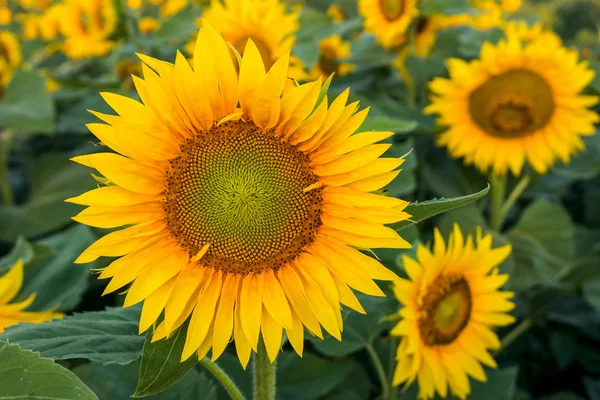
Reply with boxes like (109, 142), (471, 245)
(387, 339), (397, 400)
(496, 174), (531, 229)
(0, 130), (15, 206)
(199, 358), (246, 400)
(366, 343), (389, 400)
(253, 337), (276, 400)
(495, 318), (533, 356)
(489, 173), (507, 231)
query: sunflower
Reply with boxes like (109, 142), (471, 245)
(0, 260), (64, 334)
(426, 32), (599, 176)
(503, 20), (561, 46)
(359, 0), (419, 49)
(40, 4), (64, 41)
(59, 0), (117, 59)
(391, 225), (515, 399)
(0, 31), (21, 96)
(310, 35), (355, 80)
(202, 0), (298, 70)
(138, 17), (160, 35)
(68, 20), (412, 367)
(327, 4), (345, 23)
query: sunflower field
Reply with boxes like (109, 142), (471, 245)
(0, 0), (599, 399)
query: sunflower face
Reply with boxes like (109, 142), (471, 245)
(0, 260), (64, 334)
(60, 0), (117, 59)
(426, 33), (599, 175)
(359, 0), (419, 49)
(70, 21), (411, 367)
(311, 35), (355, 79)
(391, 225), (515, 399)
(0, 31), (21, 95)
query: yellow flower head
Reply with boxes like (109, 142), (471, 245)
(327, 4), (345, 23)
(20, 0), (52, 9)
(128, 0), (142, 9)
(392, 225), (515, 400)
(0, 31), (21, 91)
(160, 0), (188, 18)
(359, 0), (419, 49)
(501, 0), (521, 12)
(0, 260), (64, 334)
(0, 6), (11, 25)
(203, 0), (299, 69)
(68, 20), (412, 368)
(138, 17), (160, 35)
(60, 0), (118, 59)
(40, 4), (64, 41)
(503, 20), (561, 47)
(426, 32), (600, 176)
(310, 35), (355, 80)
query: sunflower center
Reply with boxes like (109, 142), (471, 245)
(468, 69), (555, 138)
(318, 45), (340, 76)
(233, 36), (274, 69)
(418, 275), (472, 346)
(379, 0), (405, 21)
(164, 120), (323, 275)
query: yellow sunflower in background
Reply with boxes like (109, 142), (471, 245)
(426, 32), (599, 176)
(202, 0), (298, 70)
(310, 35), (355, 80)
(59, 0), (117, 59)
(392, 225), (515, 399)
(39, 4), (64, 41)
(138, 17), (160, 35)
(0, 260), (64, 334)
(503, 20), (561, 46)
(0, 31), (21, 96)
(68, 20), (412, 367)
(359, 0), (419, 49)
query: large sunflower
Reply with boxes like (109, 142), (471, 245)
(359, 0), (419, 49)
(426, 32), (599, 175)
(392, 225), (515, 399)
(0, 260), (63, 334)
(202, 0), (298, 70)
(69, 21), (411, 367)
(59, 0), (117, 59)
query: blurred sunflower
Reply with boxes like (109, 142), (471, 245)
(0, 5), (11, 25)
(0, 31), (21, 97)
(69, 21), (411, 367)
(503, 20), (561, 46)
(59, 0), (117, 59)
(159, 0), (188, 18)
(39, 4), (64, 41)
(0, 260), (64, 334)
(202, 0), (298, 70)
(392, 225), (515, 399)
(327, 4), (345, 23)
(359, 0), (419, 49)
(310, 35), (355, 80)
(20, 0), (52, 9)
(426, 32), (599, 175)
(138, 17), (160, 35)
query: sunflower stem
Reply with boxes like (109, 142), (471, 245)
(387, 339), (398, 400)
(0, 130), (15, 206)
(495, 318), (533, 356)
(496, 174), (531, 229)
(199, 358), (246, 400)
(253, 336), (276, 400)
(366, 343), (389, 400)
(489, 173), (507, 231)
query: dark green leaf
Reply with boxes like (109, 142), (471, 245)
(133, 324), (197, 397)
(0, 341), (98, 400)
(0, 235), (37, 271)
(0, 70), (55, 134)
(359, 116), (417, 134)
(469, 367), (519, 400)
(0, 306), (144, 365)
(391, 185), (490, 231)
(74, 362), (218, 400)
(278, 352), (354, 400)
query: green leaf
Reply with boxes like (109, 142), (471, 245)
(469, 367), (519, 400)
(313, 295), (396, 357)
(358, 116), (417, 134)
(0, 235), (37, 271)
(74, 362), (217, 400)
(321, 361), (371, 400)
(391, 185), (490, 231)
(583, 282), (600, 311)
(420, 0), (471, 15)
(133, 324), (197, 397)
(0, 70), (55, 134)
(278, 353), (354, 400)
(0, 341), (98, 400)
(0, 306), (144, 365)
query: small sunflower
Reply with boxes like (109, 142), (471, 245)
(60, 0), (117, 59)
(426, 32), (599, 175)
(501, 0), (521, 12)
(69, 20), (412, 367)
(138, 17), (160, 35)
(0, 31), (21, 95)
(310, 35), (355, 80)
(359, 0), (419, 49)
(0, 260), (64, 334)
(327, 4), (345, 23)
(392, 225), (515, 400)
(503, 20), (561, 46)
(203, 0), (298, 70)
(39, 4), (64, 41)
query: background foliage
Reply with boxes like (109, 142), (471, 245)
(0, 0), (599, 399)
